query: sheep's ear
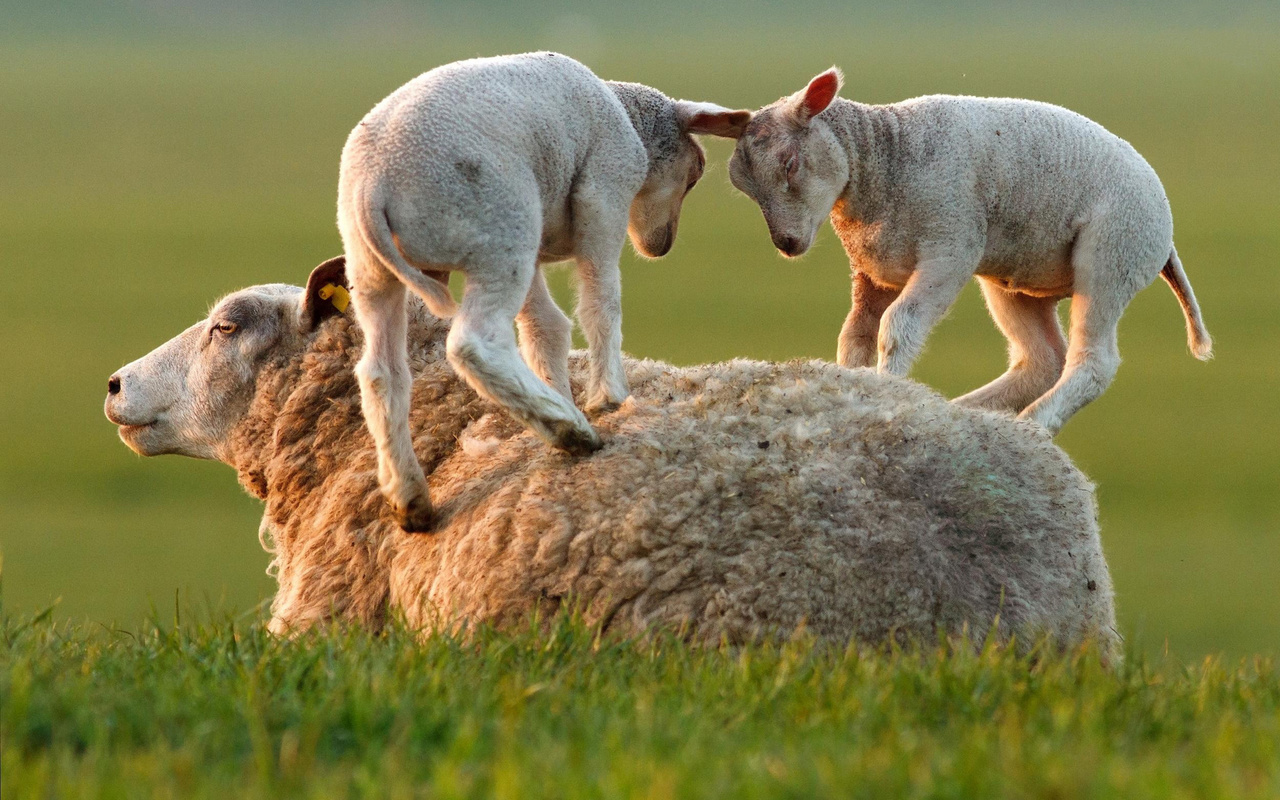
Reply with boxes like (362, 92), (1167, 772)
(302, 255), (351, 330)
(675, 101), (752, 139)
(786, 67), (843, 124)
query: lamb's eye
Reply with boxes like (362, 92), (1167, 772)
(214, 322), (238, 336)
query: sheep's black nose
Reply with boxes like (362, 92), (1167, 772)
(108, 375), (122, 395)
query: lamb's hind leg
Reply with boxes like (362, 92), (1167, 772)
(516, 268), (574, 402)
(448, 257), (601, 454)
(351, 271), (434, 532)
(1020, 222), (1153, 433)
(837, 271), (900, 368)
(1019, 295), (1122, 433)
(954, 278), (1067, 414)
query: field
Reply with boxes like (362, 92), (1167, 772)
(1, 10), (1279, 796)
(5, 614), (1280, 798)
(2, 22), (1277, 657)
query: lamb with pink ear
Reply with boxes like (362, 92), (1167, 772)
(694, 68), (1212, 435)
(336, 51), (749, 532)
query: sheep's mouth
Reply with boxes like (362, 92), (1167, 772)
(116, 421), (168, 457)
(105, 401), (165, 430)
(116, 421), (158, 448)
(106, 405), (158, 429)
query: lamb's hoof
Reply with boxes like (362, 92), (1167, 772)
(1016, 408), (1060, 435)
(393, 495), (436, 534)
(585, 388), (628, 417)
(585, 398), (622, 417)
(550, 420), (602, 457)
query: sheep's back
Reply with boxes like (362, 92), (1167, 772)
(389, 355), (1117, 656)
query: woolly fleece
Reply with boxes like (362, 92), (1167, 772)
(223, 297), (1118, 657)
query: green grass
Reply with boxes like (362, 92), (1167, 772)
(4, 612), (1279, 799)
(1, 22), (1278, 658)
(3, 14), (1278, 796)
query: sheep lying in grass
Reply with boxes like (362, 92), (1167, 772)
(696, 69), (1212, 433)
(104, 259), (1119, 659)
(339, 51), (748, 531)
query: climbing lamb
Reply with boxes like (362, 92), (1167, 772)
(104, 258), (1120, 661)
(338, 51), (748, 532)
(695, 69), (1212, 433)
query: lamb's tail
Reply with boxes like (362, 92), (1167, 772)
(1159, 248), (1212, 360)
(354, 188), (458, 319)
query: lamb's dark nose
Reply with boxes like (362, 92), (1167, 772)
(108, 374), (122, 396)
(775, 235), (802, 256)
(648, 226), (674, 257)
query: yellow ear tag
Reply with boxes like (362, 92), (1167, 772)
(318, 283), (351, 313)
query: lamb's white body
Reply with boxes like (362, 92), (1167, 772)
(715, 72), (1212, 433)
(338, 52), (732, 530)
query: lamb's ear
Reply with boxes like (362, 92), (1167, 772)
(675, 101), (752, 139)
(786, 67), (843, 124)
(302, 255), (351, 330)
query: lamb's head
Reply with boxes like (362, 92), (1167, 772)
(104, 257), (352, 460)
(721, 68), (850, 258)
(617, 82), (750, 258)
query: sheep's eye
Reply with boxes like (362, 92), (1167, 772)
(213, 322), (238, 336)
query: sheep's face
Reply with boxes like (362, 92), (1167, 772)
(727, 69), (848, 259)
(626, 101), (751, 259)
(105, 257), (350, 461)
(105, 285), (304, 459)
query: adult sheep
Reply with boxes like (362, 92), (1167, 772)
(104, 258), (1119, 659)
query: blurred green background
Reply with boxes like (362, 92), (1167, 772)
(1, 2), (1276, 658)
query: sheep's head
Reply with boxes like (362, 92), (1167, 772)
(722, 68), (850, 258)
(625, 94), (750, 259)
(104, 257), (351, 460)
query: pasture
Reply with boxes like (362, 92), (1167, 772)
(1, 11), (1279, 796)
(5, 615), (1280, 798)
(2, 24), (1276, 656)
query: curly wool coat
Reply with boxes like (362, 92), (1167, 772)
(221, 298), (1117, 656)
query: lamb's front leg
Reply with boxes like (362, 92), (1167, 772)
(572, 199), (630, 413)
(876, 252), (976, 376)
(351, 280), (434, 532)
(837, 271), (901, 368)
